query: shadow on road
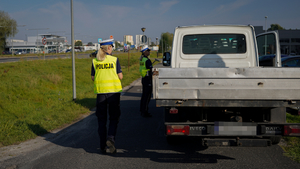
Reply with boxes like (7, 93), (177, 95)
(27, 86), (235, 164)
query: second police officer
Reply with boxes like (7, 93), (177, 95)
(91, 39), (123, 154)
(139, 45), (153, 117)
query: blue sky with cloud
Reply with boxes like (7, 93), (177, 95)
(1, 0), (300, 43)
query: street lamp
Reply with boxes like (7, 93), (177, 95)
(141, 27), (146, 46)
(156, 37), (158, 57)
(71, 0), (76, 101)
(265, 16), (268, 32)
(26, 28), (49, 54)
(141, 27), (146, 35)
(0, 25), (26, 57)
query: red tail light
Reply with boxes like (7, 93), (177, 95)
(169, 108), (178, 114)
(166, 125), (189, 135)
(284, 125), (300, 136)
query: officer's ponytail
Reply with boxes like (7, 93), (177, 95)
(97, 45), (108, 61)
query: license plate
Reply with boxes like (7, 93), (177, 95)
(214, 122), (257, 136)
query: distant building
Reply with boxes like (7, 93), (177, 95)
(147, 37), (152, 46)
(5, 34), (68, 53)
(136, 35), (151, 47)
(123, 35), (134, 46)
(136, 35), (143, 47)
(254, 26), (300, 55)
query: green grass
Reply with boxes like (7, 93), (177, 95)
(282, 113), (300, 162)
(0, 51), (161, 147)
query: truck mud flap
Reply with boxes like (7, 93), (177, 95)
(204, 138), (271, 147)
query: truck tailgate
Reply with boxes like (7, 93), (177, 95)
(153, 67), (300, 100)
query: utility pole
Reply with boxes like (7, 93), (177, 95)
(162, 34), (164, 54)
(265, 16), (268, 32)
(71, 0), (76, 101)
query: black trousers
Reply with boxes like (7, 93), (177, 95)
(96, 93), (121, 150)
(140, 78), (152, 114)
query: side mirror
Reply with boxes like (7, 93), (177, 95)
(163, 52), (171, 66)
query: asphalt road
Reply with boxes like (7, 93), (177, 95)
(1, 76), (300, 169)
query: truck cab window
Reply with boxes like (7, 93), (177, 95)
(182, 34), (246, 54)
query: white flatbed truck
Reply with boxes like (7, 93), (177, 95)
(153, 25), (300, 146)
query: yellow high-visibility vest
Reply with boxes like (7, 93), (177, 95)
(93, 55), (122, 94)
(139, 57), (150, 77)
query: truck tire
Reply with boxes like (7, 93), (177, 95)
(269, 136), (282, 145)
(166, 136), (182, 145)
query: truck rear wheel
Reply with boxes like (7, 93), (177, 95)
(166, 136), (182, 145)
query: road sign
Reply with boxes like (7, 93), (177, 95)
(42, 37), (47, 45)
(98, 38), (102, 43)
(141, 35), (147, 43)
(110, 35), (113, 39)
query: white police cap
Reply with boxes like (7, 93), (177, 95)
(100, 39), (114, 46)
(140, 45), (150, 52)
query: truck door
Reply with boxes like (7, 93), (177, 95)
(256, 31), (281, 67)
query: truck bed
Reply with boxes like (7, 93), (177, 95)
(153, 67), (300, 100)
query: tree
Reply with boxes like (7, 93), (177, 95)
(87, 42), (93, 46)
(0, 11), (18, 53)
(126, 41), (131, 46)
(159, 32), (174, 53)
(114, 41), (121, 48)
(268, 24), (285, 31)
(150, 42), (155, 47)
(75, 41), (82, 46)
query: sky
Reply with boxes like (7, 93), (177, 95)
(1, 0), (300, 44)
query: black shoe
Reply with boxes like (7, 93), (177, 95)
(106, 140), (116, 154)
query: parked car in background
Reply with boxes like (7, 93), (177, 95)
(282, 55), (300, 113)
(14, 49), (27, 55)
(281, 56), (300, 67)
(48, 50), (57, 53)
(89, 50), (97, 57)
(259, 54), (288, 66)
(2, 51), (12, 55)
(116, 48), (123, 52)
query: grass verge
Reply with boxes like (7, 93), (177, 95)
(282, 113), (300, 162)
(0, 51), (160, 147)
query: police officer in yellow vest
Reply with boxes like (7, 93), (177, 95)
(139, 45), (153, 117)
(91, 39), (123, 154)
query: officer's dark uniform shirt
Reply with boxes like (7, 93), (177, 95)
(142, 56), (153, 85)
(91, 58), (122, 76)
